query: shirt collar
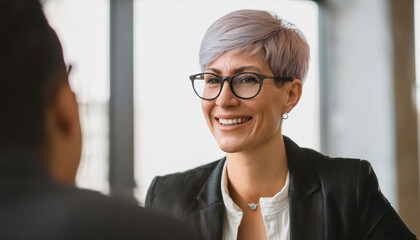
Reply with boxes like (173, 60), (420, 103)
(220, 160), (290, 216)
(221, 160), (243, 217)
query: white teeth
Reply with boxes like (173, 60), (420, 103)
(218, 117), (250, 125)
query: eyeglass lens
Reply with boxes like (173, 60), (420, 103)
(192, 73), (260, 99)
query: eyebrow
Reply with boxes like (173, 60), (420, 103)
(206, 66), (263, 75)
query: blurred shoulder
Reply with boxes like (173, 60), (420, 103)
(1, 184), (198, 240)
(57, 187), (198, 239)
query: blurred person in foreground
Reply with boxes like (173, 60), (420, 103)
(145, 9), (416, 240)
(0, 0), (198, 239)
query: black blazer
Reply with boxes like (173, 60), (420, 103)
(146, 136), (416, 240)
(0, 148), (199, 240)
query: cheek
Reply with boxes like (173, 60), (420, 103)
(201, 101), (213, 125)
(201, 100), (212, 130)
(253, 96), (284, 128)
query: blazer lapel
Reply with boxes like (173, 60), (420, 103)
(191, 202), (224, 240)
(191, 158), (226, 240)
(289, 189), (324, 240)
(284, 136), (325, 240)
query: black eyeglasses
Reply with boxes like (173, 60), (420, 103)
(189, 72), (293, 100)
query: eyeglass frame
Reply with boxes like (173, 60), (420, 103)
(189, 72), (293, 100)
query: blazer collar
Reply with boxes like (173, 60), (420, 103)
(284, 136), (321, 195)
(193, 158), (226, 240)
(196, 157), (226, 206)
(284, 136), (325, 240)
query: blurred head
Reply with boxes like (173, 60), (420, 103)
(0, 0), (82, 185)
(198, 10), (307, 153)
(199, 9), (310, 82)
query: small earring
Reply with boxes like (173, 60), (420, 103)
(282, 113), (289, 120)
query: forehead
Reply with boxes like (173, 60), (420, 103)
(205, 50), (271, 74)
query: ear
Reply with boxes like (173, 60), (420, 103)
(283, 79), (302, 113)
(46, 79), (82, 186)
(52, 81), (79, 136)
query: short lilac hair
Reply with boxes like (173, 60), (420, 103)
(199, 9), (310, 82)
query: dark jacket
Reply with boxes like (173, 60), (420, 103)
(146, 136), (416, 240)
(0, 148), (199, 240)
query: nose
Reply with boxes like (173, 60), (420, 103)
(215, 80), (240, 108)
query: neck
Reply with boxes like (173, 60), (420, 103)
(226, 134), (288, 203)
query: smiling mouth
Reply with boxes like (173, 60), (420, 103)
(218, 117), (252, 126)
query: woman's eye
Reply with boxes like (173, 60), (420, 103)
(206, 78), (220, 84)
(236, 75), (259, 85)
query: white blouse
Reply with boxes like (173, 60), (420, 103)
(220, 161), (290, 240)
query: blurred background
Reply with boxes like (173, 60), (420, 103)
(42, 0), (419, 234)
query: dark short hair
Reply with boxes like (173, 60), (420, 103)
(0, 0), (66, 149)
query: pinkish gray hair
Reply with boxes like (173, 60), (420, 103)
(199, 9), (310, 82)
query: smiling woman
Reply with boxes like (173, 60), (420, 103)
(134, 0), (320, 205)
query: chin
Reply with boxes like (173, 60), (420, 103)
(217, 140), (245, 153)
(219, 146), (236, 153)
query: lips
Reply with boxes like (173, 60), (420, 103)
(217, 117), (252, 126)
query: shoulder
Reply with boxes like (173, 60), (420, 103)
(294, 147), (371, 207)
(299, 149), (416, 239)
(1, 184), (198, 240)
(52, 187), (198, 239)
(301, 148), (382, 201)
(300, 147), (362, 187)
(285, 136), (362, 192)
(145, 159), (223, 216)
